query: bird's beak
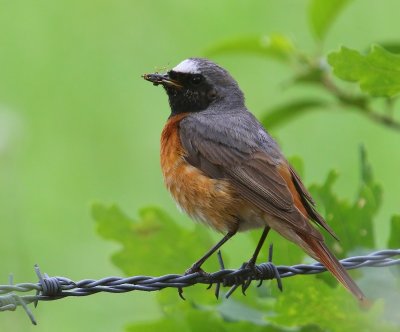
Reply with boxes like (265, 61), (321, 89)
(142, 73), (182, 88)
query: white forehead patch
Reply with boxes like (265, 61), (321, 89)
(172, 59), (200, 74)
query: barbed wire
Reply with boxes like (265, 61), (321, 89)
(1, 248), (399, 325)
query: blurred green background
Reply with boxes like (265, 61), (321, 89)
(1, 0), (399, 331)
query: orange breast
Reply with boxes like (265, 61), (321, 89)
(160, 113), (243, 233)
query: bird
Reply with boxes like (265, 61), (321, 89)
(142, 57), (366, 303)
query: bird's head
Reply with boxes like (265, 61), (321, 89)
(143, 58), (245, 115)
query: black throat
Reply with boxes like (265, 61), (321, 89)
(164, 86), (215, 116)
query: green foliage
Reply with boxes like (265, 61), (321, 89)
(92, 204), (216, 275)
(127, 290), (280, 332)
(207, 1), (400, 131)
(388, 215), (400, 248)
(272, 277), (396, 332)
(379, 42), (400, 54)
(126, 309), (276, 332)
(309, 147), (381, 256)
(308, 0), (353, 40)
(261, 99), (327, 129)
(206, 34), (295, 63)
(328, 45), (400, 97)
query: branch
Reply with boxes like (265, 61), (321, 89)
(321, 74), (400, 131)
(1, 249), (399, 325)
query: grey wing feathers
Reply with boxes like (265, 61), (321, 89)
(179, 111), (324, 240)
(228, 155), (293, 211)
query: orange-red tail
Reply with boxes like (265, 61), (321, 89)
(301, 235), (366, 303)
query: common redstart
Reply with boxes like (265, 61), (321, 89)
(143, 58), (365, 303)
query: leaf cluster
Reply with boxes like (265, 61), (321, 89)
(206, 0), (400, 131)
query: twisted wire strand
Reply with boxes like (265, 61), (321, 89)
(0, 249), (399, 325)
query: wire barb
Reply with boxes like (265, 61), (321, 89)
(1, 274), (37, 325)
(0, 249), (398, 325)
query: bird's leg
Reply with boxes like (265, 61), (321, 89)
(226, 226), (272, 296)
(247, 226), (271, 267)
(222, 226), (272, 298)
(185, 230), (237, 275)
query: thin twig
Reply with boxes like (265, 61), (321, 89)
(321, 74), (400, 131)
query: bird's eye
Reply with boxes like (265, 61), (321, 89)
(190, 75), (203, 85)
(168, 71), (177, 80)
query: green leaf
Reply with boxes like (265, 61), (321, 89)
(92, 203), (216, 275)
(328, 45), (400, 97)
(308, 0), (352, 40)
(206, 34), (295, 62)
(217, 299), (269, 326)
(127, 287), (265, 332)
(309, 147), (381, 257)
(375, 42), (400, 54)
(271, 277), (391, 332)
(126, 311), (278, 332)
(261, 99), (327, 129)
(126, 293), (284, 332)
(388, 215), (400, 248)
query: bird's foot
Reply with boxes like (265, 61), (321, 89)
(177, 264), (211, 301)
(225, 247), (276, 298)
(222, 260), (256, 298)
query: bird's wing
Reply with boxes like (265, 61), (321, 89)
(179, 113), (323, 240)
(289, 165), (339, 240)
